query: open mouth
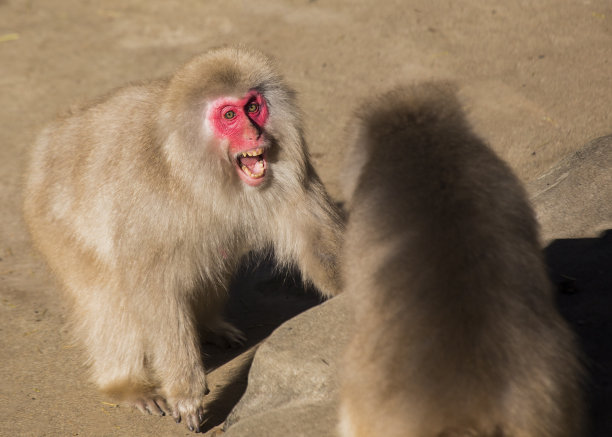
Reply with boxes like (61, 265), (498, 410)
(235, 147), (267, 186)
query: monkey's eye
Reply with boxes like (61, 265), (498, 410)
(247, 103), (259, 113)
(223, 110), (236, 120)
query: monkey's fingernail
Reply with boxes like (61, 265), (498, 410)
(188, 424), (195, 432)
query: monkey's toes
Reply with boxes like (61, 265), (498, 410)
(133, 395), (170, 416)
(223, 327), (247, 348)
(172, 404), (206, 433)
(207, 321), (247, 348)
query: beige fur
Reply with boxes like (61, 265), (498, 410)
(23, 46), (342, 432)
(338, 83), (584, 437)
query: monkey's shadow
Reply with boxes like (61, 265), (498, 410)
(547, 230), (612, 437)
(197, 254), (323, 432)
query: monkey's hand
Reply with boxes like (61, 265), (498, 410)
(170, 396), (207, 433)
(163, 364), (210, 432)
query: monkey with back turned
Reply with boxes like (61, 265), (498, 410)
(338, 83), (585, 437)
(23, 46), (343, 432)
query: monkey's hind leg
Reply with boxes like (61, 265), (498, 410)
(69, 286), (167, 415)
(143, 293), (210, 432)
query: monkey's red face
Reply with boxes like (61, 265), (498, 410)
(207, 91), (269, 187)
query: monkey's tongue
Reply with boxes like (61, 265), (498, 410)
(238, 155), (265, 177)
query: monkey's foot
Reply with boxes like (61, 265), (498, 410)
(129, 393), (206, 433)
(206, 320), (247, 348)
(131, 394), (171, 416)
(170, 398), (206, 433)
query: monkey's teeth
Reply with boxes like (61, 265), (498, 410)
(242, 148), (263, 157)
(241, 162), (265, 179)
(238, 148), (265, 181)
(240, 148), (264, 158)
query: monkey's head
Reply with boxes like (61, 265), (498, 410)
(158, 46), (307, 192)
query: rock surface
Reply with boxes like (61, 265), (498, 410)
(528, 135), (612, 242)
(223, 296), (349, 437)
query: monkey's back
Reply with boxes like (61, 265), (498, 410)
(24, 82), (168, 265)
(339, 84), (584, 437)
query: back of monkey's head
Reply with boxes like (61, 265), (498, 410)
(355, 82), (467, 157)
(341, 82), (467, 203)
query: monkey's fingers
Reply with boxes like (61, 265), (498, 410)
(152, 396), (171, 415)
(173, 406), (206, 433)
(207, 321), (247, 349)
(133, 395), (169, 416)
(187, 407), (206, 433)
(225, 329), (247, 348)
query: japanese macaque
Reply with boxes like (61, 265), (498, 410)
(338, 84), (584, 437)
(23, 46), (342, 432)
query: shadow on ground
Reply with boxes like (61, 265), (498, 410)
(547, 230), (612, 437)
(196, 256), (323, 432)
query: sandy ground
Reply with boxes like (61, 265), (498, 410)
(1, 1), (611, 436)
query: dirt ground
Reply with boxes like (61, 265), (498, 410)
(1, 1), (611, 436)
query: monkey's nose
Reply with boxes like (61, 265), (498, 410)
(244, 122), (262, 141)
